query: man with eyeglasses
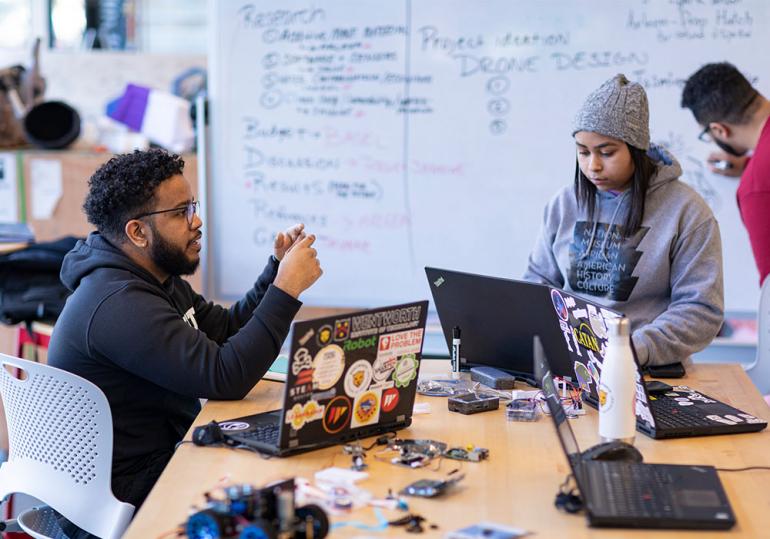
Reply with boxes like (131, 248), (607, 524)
(48, 149), (322, 515)
(681, 62), (770, 283)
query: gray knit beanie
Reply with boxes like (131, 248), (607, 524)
(572, 74), (650, 150)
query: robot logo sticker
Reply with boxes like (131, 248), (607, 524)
(322, 396), (352, 434)
(352, 389), (381, 428)
(551, 289), (569, 321)
(317, 324), (333, 346)
(313, 344), (346, 390)
(344, 359), (374, 398)
(334, 318), (350, 341)
(218, 421), (250, 431)
(285, 400), (325, 430)
(392, 354), (419, 388)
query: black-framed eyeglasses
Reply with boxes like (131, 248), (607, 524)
(698, 126), (713, 143)
(131, 200), (199, 227)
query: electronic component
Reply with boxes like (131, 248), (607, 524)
(448, 392), (499, 415)
(447, 521), (529, 539)
(443, 446), (489, 462)
(505, 399), (539, 422)
(387, 439), (446, 468)
(400, 473), (465, 498)
(185, 478), (329, 539)
(470, 366), (516, 389)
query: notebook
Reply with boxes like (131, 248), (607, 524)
(426, 266), (767, 438)
(535, 337), (736, 530)
(216, 301), (429, 456)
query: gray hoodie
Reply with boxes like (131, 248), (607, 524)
(524, 145), (724, 366)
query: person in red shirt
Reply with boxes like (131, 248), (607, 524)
(681, 63), (770, 284)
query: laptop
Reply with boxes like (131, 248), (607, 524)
(426, 266), (767, 438)
(554, 290), (767, 439)
(216, 301), (429, 456)
(425, 267), (575, 381)
(534, 337), (736, 530)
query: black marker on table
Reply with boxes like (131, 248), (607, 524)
(451, 326), (461, 378)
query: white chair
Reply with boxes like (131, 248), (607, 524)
(745, 277), (770, 396)
(0, 354), (134, 539)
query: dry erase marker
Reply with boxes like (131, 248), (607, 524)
(711, 160), (733, 171)
(452, 326), (461, 378)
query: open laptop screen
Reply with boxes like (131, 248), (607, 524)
(534, 336), (582, 468)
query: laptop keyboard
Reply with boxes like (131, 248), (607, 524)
(236, 422), (280, 445)
(589, 462), (678, 518)
(652, 398), (715, 430)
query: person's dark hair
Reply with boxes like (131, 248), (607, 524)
(83, 149), (185, 242)
(681, 62), (760, 125)
(574, 145), (656, 237)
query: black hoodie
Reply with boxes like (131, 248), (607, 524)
(48, 232), (301, 495)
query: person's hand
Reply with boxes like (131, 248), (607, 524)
(273, 234), (322, 299)
(706, 151), (749, 178)
(273, 223), (306, 261)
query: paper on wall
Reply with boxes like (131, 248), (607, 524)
(0, 153), (19, 223)
(30, 159), (63, 220)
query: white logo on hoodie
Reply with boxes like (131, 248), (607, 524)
(182, 307), (198, 329)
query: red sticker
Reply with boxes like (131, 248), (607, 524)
(381, 387), (400, 413)
(323, 396), (351, 434)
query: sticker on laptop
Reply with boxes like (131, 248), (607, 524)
(313, 344), (345, 390)
(372, 354), (398, 382)
(573, 361), (593, 392)
(317, 324), (333, 346)
(587, 304), (608, 339)
(298, 328), (315, 346)
(392, 354), (419, 388)
(217, 421), (250, 431)
(311, 388), (336, 401)
(285, 399), (324, 430)
(334, 318), (350, 341)
(291, 348), (313, 375)
(377, 329), (424, 363)
(381, 387), (400, 413)
(344, 359), (374, 397)
(550, 289), (568, 321)
(351, 389), (381, 428)
(322, 396), (352, 434)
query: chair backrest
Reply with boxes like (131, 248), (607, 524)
(746, 277), (770, 396)
(0, 354), (134, 539)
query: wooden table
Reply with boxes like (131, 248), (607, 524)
(124, 362), (770, 538)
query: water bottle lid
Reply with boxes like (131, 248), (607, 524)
(607, 316), (630, 337)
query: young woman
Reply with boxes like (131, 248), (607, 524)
(524, 74), (723, 367)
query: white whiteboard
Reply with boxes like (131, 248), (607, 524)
(209, 0), (767, 312)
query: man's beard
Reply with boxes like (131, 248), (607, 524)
(149, 224), (199, 277)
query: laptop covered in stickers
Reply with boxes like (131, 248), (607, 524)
(552, 290), (767, 439)
(426, 267), (766, 439)
(217, 301), (429, 456)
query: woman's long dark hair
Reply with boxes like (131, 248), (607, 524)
(573, 145), (656, 237)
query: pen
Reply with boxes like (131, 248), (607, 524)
(711, 160), (733, 171)
(451, 326), (461, 377)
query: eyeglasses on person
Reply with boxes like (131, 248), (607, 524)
(131, 200), (199, 227)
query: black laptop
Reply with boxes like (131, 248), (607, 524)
(217, 301), (428, 456)
(535, 337), (736, 530)
(553, 289), (768, 439)
(426, 266), (767, 438)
